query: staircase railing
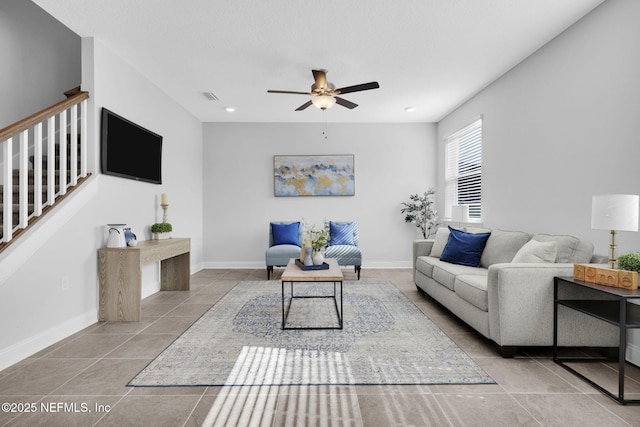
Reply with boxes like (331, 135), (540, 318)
(0, 89), (90, 248)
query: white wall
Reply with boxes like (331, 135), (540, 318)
(0, 0), (80, 129)
(438, 0), (640, 256)
(437, 0), (640, 362)
(203, 122), (436, 269)
(88, 38), (204, 272)
(0, 37), (204, 370)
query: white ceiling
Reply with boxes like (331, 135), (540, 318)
(33, 0), (605, 123)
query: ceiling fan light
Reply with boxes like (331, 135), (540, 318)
(311, 95), (336, 110)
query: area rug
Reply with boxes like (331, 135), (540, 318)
(129, 280), (494, 386)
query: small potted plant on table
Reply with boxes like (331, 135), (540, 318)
(151, 222), (172, 240)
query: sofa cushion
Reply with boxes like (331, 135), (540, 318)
(429, 227), (450, 258)
(465, 226), (492, 234)
(532, 234), (594, 263)
(432, 259), (488, 291)
(441, 227), (491, 267)
(455, 275), (489, 311)
(416, 256), (437, 278)
(512, 239), (557, 263)
(271, 222), (301, 246)
(325, 244), (362, 265)
(265, 243), (301, 266)
(479, 229), (531, 268)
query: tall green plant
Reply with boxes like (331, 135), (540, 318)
(400, 189), (438, 238)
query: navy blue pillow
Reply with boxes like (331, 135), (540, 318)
(328, 221), (356, 246)
(271, 222), (300, 246)
(440, 227), (491, 267)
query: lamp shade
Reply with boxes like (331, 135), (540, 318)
(451, 205), (470, 223)
(591, 194), (639, 231)
(311, 95), (336, 110)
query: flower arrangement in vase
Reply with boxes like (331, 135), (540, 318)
(303, 220), (331, 265)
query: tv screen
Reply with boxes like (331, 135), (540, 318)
(101, 108), (163, 184)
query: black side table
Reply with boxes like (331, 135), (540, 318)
(553, 276), (640, 405)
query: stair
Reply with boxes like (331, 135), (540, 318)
(0, 88), (90, 253)
(0, 137), (85, 244)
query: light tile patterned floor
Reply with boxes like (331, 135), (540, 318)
(0, 268), (638, 426)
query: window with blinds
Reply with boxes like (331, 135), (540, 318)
(444, 118), (482, 221)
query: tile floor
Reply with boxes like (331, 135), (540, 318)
(0, 268), (639, 426)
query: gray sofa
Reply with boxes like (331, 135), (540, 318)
(413, 227), (618, 357)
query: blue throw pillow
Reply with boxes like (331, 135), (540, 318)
(440, 227), (491, 267)
(271, 222), (300, 246)
(328, 221), (356, 246)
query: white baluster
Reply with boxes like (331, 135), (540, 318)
(2, 137), (13, 243)
(47, 116), (55, 205)
(19, 130), (28, 228)
(59, 110), (67, 195)
(69, 103), (78, 185)
(80, 99), (87, 178)
(34, 122), (43, 216)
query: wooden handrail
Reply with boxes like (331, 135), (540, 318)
(0, 91), (89, 143)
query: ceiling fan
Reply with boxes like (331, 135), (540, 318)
(267, 69), (380, 111)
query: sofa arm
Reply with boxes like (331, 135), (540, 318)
(413, 239), (434, 270)
(487, 262), (618, 348)
(487, 263), (575, 346)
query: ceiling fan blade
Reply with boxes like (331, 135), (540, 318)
(335, 82), (380, 95)
(312, 69), (329, 90)
(295, 100), (313, 111)
(267, 90), (311, 95)
(335, 97), (358, 109)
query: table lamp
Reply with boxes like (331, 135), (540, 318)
(591, 194), (639, 268)
(451, 205), (470, 228)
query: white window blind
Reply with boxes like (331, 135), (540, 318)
(444, 118), (482, 221)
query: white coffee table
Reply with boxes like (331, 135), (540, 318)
(280, 258), (344, 330)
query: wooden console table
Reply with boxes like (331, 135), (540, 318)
(98, 238), (191, 321)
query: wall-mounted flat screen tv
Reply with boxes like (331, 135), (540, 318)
(101, 108), (162, 184)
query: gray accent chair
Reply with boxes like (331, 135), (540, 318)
(266, 221), (302, 279)
(325, 221), (362, 280)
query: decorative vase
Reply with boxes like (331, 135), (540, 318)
(106, 224), (127, 248)
(304, 247), (313, 266)
(154, 232), (171, 240)
(312, 250), (324, 266)
(124, 228), (137, 246)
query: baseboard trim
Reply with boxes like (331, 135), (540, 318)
(0, 309), (97, 372)
(626, 341), (640, 366)
(142, 281), (161, 299)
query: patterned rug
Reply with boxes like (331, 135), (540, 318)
(129, 280), (494, 386)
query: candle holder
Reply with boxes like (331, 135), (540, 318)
(152, 203), (173, 240)
(161, 204), (169, 223)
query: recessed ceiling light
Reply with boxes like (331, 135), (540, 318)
(225, 107), (236, 112)
(404, 106), (416, 113)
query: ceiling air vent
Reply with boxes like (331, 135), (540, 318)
(202, 91), (220, 101)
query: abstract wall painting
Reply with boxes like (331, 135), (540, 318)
(274, 155), (355, 197)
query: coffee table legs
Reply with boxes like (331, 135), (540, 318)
(281, 281), (343, 330)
